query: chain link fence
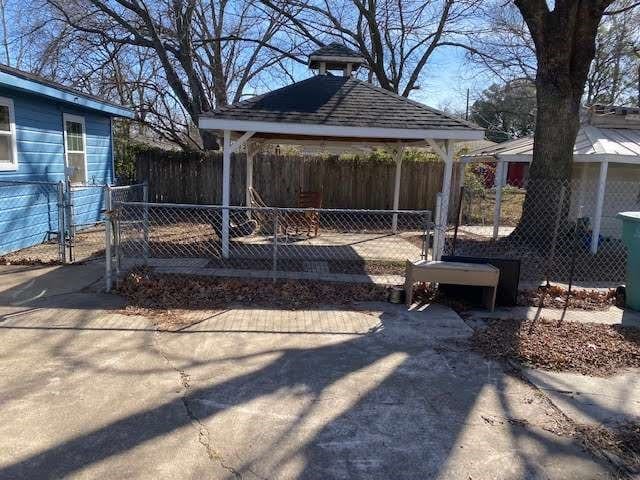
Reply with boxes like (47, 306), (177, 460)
(444, 174), (638, 287)
(0, 181), (145, 264)
(106, 202), (432, 288)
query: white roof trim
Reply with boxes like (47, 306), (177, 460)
(199, 117), (485, 141)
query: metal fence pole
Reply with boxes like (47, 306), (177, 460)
(104, 208), (113, 292)
(544, 185), (566, 286)
(272, 210), (279, 281)
(56, 181), (67, 263)
(65, 179), (76, 263)
(113, 190), (121, 274)
(143, 181), (149, 261)
(421, 211), (429, 260)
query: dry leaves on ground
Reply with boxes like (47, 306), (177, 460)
(518, 286), (617, 311)
(0, 256), (60, 266)
(117, 267), (389, 311)
(574, 423), (640, 474)
(472, 318), (640, 376)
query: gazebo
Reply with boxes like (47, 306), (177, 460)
(198, 43), (484, 257)
(460, 105), (640, 253)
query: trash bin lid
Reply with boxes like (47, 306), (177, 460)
(616, 211), (640, 223)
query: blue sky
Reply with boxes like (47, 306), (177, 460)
(411, 46), (491, 114)
(1, 0), (493, 115)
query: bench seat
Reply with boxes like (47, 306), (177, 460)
(404, 260), (500, 311)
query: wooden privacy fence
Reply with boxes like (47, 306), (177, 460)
(134, 149), (455, 211)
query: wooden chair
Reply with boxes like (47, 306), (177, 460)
(281, 191), (322, 237)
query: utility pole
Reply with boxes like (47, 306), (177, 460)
(465, 89), (470, 121)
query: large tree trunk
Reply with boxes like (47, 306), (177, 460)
(514, 60), (582, 243)
(511, 1), (610, 247)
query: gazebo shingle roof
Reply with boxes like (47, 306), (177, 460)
(203, 75), (480, 132)
(309, 43), (362, 58)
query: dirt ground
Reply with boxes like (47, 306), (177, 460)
(0, 226), (107, 265)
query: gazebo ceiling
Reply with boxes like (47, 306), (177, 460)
(199, 74), (483, 144)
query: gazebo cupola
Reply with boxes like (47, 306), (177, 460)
(308, 43), (366, 77)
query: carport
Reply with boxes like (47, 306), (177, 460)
(460, 105), (640, 253)
(198, 43), (484, 258)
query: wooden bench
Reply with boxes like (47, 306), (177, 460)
(404, 260), (500, 311)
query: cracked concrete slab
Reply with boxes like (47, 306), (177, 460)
(0, 266), (223, 479)
(522, 368), (640, 426)
(0, 266), (620, 479)
(156, 303), (616, 479)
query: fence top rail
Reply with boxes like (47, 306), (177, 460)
(0, 179), (60, 186)
(109, 183), (145, 190)
(116, 201), (432, 217)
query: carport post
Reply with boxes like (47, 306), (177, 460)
(591, 160), (608, 254)
(391, 144), (404, 232)
(492, 160), (507, 240)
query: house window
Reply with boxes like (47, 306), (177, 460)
(0, 97), (17, 171)
(63, 114), (87, 184)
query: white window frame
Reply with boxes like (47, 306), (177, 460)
(0, 96), (18, 171)
(62, 113), (88, 184)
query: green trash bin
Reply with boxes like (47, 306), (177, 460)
(617, 211), (640, 311)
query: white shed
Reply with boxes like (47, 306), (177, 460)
(460, 105), (640, 253)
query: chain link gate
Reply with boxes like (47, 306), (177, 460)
(63, 182), (147, 263)
(0, 180), (146, 264)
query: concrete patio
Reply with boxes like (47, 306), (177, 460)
(0, 264), (624, 479)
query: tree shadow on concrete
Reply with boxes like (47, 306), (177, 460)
(0, 298), (617, 479)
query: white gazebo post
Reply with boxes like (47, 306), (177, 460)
(591, 160), (608, 254)
(492, 160), (508, 240)
(221, 129), (255, 259)
(245, 141), (260, 216)
(391, 144), (404, 232)
(428, 139), (454, 260)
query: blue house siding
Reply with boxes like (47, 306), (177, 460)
(0, 87), (115, 255)
(0, 183), (60, 254)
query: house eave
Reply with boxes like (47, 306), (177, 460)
(0, 71), (134, 118)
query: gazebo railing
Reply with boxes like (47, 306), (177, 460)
(105, 202), (432, 289)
